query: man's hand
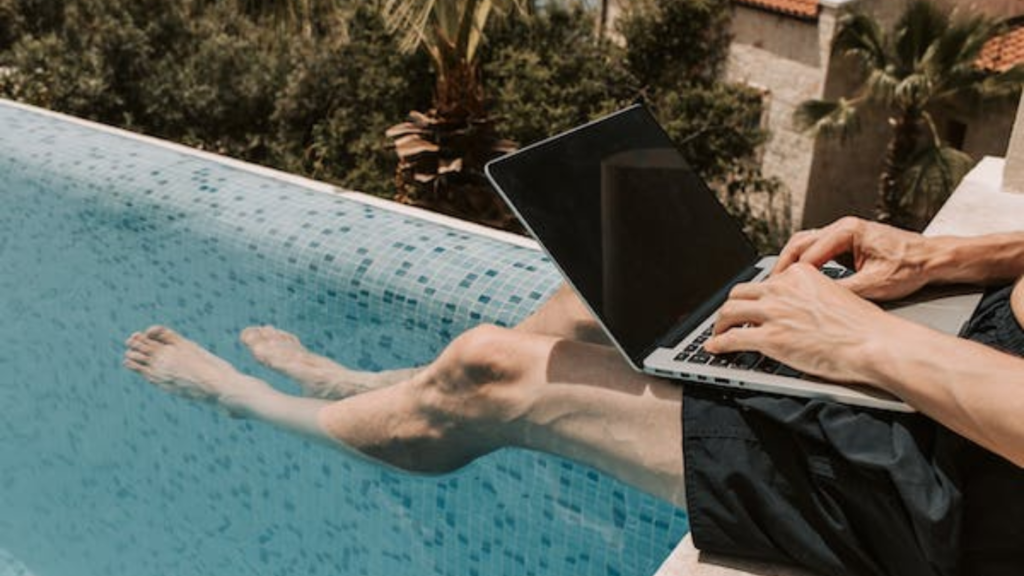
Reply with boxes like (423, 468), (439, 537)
(773, 217), (935, 301)
(705, 263), (908, 386)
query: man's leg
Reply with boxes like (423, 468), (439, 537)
(241, 284), (611, 399)
(125, 323), (684, 507)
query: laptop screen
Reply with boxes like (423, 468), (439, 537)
(486, 105), (759, 366)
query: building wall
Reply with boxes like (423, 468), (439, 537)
(725, 4), (842, 226)
(734, 0), (1022, 229)
(801, 85), (1018, 229)
(1005, 93), (1024, 193)
(801, 0), (1020, 227)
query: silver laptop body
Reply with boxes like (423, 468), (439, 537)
(484, 105), (980, 413)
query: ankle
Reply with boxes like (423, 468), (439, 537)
(218, 376), (276, 418)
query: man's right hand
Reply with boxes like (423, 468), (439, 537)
(773, 217), (938, 301)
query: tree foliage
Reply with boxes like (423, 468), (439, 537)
(617, 0), (732, 88)
(271, 9), (432, 195)
(0, 0), (785, 248)
(617, 0), (788, 249)
(483, 6), (636, 147)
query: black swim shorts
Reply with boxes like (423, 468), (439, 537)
(682, 284), (1024, 576)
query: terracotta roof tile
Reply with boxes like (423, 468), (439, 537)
(735, 0), (818, 20)
(978, 22), (1024, 72)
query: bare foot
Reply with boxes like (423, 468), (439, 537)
(240, 325), (418, 399)
(239, 326), (344, 398)
(124, 325), (271, 416)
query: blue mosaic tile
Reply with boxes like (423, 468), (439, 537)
(0, 101), (688, 576)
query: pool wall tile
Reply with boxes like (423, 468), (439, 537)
(0, 100), (687, 576)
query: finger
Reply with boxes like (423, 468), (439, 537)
(797, 229), (855, 270)
(773, 230), (819, 275)
(727, 282), (766, 301)
(713, 301), (768, 335)
(836, 272), (876, 296)
(704, 326), (766, 355)
(837, 271), (900, 301)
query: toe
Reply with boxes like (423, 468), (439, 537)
(240, 327), (260, 345)
(125, 350), (149, 365)
(267, 326), (300, 343)
(123, 358), (146, 373)
(145, 325), (181, 344)
(127, 337), (155, 354)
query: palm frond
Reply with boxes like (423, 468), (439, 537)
(381, 0), (437, 54)
(458, 0), (489, 64)
(893, 73), (934, 109)
(933, 61), (1024, 106)
(832, 11), (888, 71)
(978, 63), (1024, 98)
(863, 68), (899, 107)
(898, 144), (973, 224)
(893, 0), (949, 72)
(793, 98), (862, 140)
(927, 13), (995, 76)
(381, 0), (527, 61)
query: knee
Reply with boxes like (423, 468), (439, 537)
(411, 322), (537, 430)
(385, 324), (528, 465)
(438, 323), (521, 388)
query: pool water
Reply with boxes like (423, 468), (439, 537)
(0, 100), (687, 576)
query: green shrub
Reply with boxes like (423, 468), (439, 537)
(483, 6), (637, 148)
(137, 5), (292, 161)
(618, 0), (732, 88)
(270, 8), (432, 196)
(0, 0), (194, 124)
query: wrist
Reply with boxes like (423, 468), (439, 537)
(855, 316), (938, 393)
(918, 236), (963, 285)
(849, 310), (925, 389)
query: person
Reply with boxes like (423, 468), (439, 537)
(123, 216), (1024, 575)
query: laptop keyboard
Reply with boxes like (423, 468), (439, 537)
(672, 265), (853, 378)
(673, 327), (804, 377)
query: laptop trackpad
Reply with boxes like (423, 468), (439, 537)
(882, 286), (982, 335)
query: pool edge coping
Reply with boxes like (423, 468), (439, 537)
(0, 97), (541, 251)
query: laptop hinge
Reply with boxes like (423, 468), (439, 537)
(647, 262), (764, 356)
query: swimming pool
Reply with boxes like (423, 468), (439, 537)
(0, 100), (687, 576)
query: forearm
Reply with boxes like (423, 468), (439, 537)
(924, 233), (1024, 286)
(864, 325), (1024, 467)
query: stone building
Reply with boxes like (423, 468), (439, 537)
(725, 0), (1024, 228)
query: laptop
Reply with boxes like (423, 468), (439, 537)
(484, 104), (982, 413)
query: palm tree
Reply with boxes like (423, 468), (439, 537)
(381, 0), (528, 229)
(795, 1), (1024, 229)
